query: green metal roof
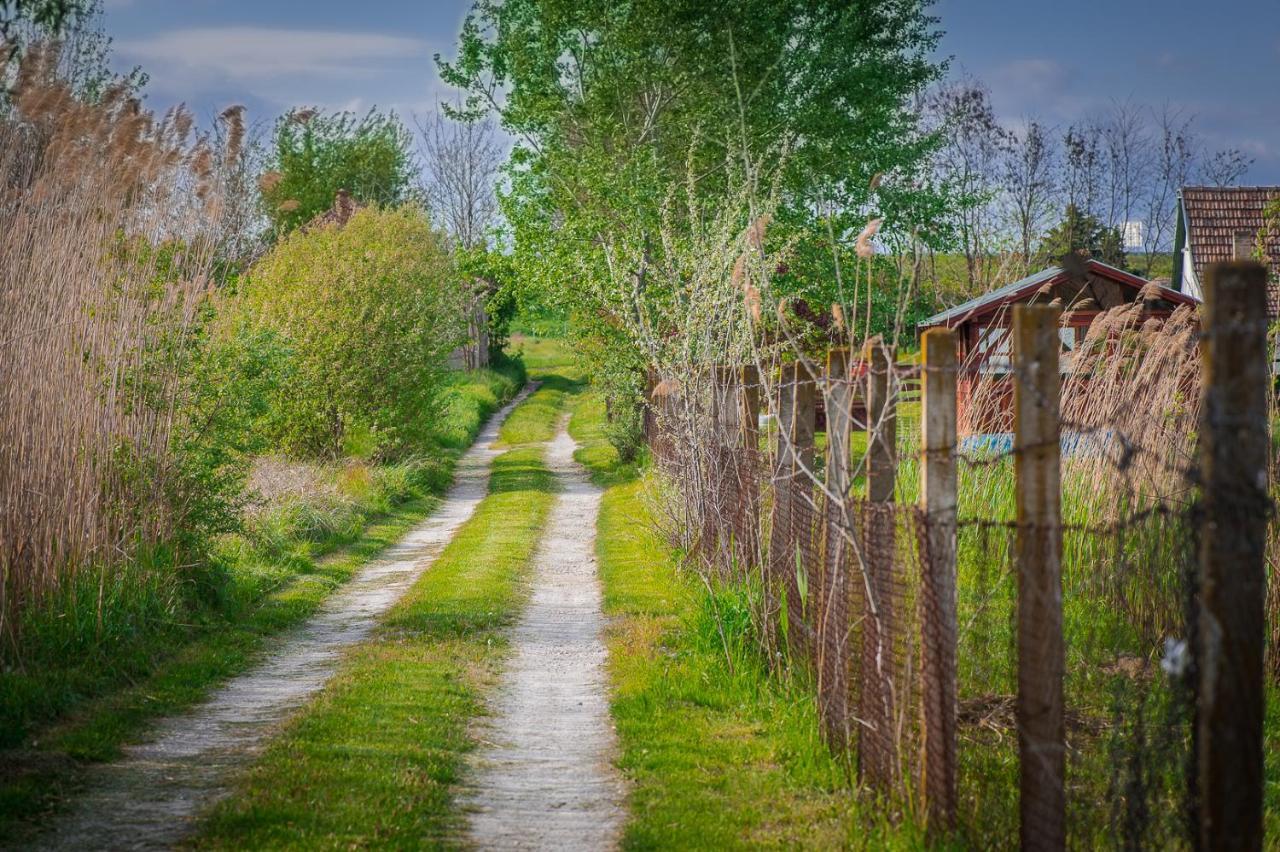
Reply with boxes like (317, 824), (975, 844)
(919, 265), (1063, 328)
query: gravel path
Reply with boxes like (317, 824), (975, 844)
(27, 385), (534, 852)
(462, 420), (626, 851)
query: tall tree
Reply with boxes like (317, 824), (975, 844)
(1138, 105), (1195, 274)
(415, 107), (504, 251)
(1062, 123), (1101, 232)
(1099, 98), (1150, 235)
(925, 79), (1011, 292)
(440, 0), (945, 311)
(1003, 118), (1057, 273)
(1201, 148), (1253, 187)
(260, 108), (414, 236)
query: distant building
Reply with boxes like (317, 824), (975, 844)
(1121, 220), (1144, 252)
(1172, 186), (1280, 313)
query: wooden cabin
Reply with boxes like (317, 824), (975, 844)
(917, 258), (1200, 431)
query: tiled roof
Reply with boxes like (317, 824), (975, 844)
(1181, 186), (1280, 314)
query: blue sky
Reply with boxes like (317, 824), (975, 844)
(104, 0), (1280, 181)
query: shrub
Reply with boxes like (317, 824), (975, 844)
(238, 206), (466, 459)
(578, 328), (647, 462)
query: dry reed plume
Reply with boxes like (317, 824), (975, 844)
(0, 45), (229, 651)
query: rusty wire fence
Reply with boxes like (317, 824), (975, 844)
(643, 262), (1273, 849)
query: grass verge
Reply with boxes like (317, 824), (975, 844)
(0, 361), (525, 842)
(188, 381), (571, 848)
(572, 388), (922, 849)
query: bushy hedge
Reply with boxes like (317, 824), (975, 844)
(236, 206), (466, 459)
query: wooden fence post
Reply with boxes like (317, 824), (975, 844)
(740, 364), (761, 452)
(710, 366), (741, 573)
(860, 338), (897, 785)
(1013, 305), (1064, 851)
(771, 362), (816, 658)
(643, 367), (658, 444)
(920, 328), (958, 833)
(821, 349), (853, 749)
(1197, 261), (1269, 851)
(734, 364), (762, 575)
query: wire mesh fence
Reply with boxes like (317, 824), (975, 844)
(642, 261), (1272, 848)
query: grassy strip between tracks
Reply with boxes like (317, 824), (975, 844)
(187, 371), (571, 848)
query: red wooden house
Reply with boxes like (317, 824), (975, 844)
(917, 259), (1200, 431)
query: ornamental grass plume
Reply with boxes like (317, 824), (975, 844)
(258, 170), (284, 193)
(220, 104), (246, 166)
(855, 217), (882, 258)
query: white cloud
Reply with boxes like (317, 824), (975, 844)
(117, 27), (428, 82)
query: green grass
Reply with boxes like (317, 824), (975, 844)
(188, 367), (577, 849)
(569, 385), (924, 849)
(0, 361), (526, 842)
(497, 336), (585, 445)
(189, 446), (558, 849)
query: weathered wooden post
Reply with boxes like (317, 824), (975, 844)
(740, 365), (761, 451)
(920, 327), (958, 833)
(1013, 305), (1064, 851)
(643, 367), (658, 444)
(1196, 261), (1269, 851)
(771, 361), (816, 658)
(820, 348), (854, 749)
(860, 337), (897, 786)
(734, 364), (762, 575)
(710, 366), (741, 573)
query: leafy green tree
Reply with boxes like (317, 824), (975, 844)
(261, 109), (414, 236)
(0, 0), (79, 50)
(1, 0), (145, 100)
(441, 0), (945, 456)
(236, 206), (466, 458)
(1038, 203), (1126, 269)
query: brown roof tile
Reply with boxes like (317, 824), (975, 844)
(1181, 186), (1280, 315)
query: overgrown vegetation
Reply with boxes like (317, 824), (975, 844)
(0, 21), (525, 831)
(0, 362), (523, 840)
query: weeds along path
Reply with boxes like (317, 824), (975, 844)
(463, 418), (626, 850)
(27, 384), (536, 852)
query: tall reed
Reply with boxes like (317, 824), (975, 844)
(0, 45), (229, 652)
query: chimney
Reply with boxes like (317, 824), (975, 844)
(1234, 231), (1255, 260)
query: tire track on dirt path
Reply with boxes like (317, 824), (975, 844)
(25, 384), (536, 852)
(463, 418), (626, 851)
